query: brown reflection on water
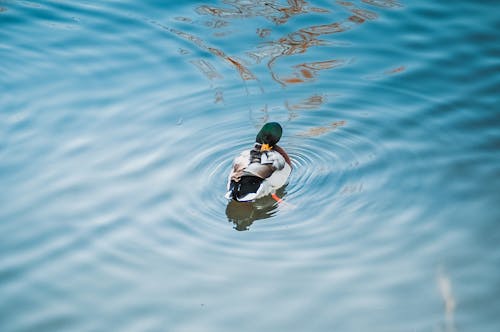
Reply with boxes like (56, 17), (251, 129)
(336, 0), (380, 19)
(191, 59), (225, 103)
(364, 65), (406, 80)
(168, 27), (257, 82)
(190, 59), (223, 80)
(385, 65), (406, 74)
(257, 28), (272, 38)
(362, 0), (402, 9)
(281, 59), (349, 85)
(351, 8), (379, 20)
(258, 5), (378, 85)
(224, 55), (256, 81)
(296, 120), (347, 137)
(285, 94), (326, 120)
(168, 0), (395, 87)
(204, 19), (230, 29)
(192, 0), (359, 86)
(162, 0), (400, 129)
(197, 0), (328, 25)
(285, 94), (325, 111)
(174, 16), (192, 23)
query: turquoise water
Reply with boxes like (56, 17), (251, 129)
(1, 0), (499, 331)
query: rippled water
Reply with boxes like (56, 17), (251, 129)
(1, 0), (499, 331)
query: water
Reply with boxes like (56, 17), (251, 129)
(1, 0), (499, 331)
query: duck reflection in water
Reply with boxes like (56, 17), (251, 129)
(226, 186), (287, 231)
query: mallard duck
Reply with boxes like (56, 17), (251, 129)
(225, 122), (292, 202)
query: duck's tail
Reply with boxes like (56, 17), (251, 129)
(226, 176), (263, 201)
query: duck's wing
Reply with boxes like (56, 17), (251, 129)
(228, 150), (251, 183)
(244, 162), (275, 179)
(226, 151), (251, 199)
(242, 150), (285, 179)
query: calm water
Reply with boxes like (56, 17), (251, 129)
(1, 0), (499, 331)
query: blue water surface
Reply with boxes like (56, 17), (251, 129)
(1, 0), (499, 331)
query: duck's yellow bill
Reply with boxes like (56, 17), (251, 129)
(260, 143), (272, 152)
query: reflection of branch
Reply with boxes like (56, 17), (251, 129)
(267, 56), (285, 87)
(190, 59), (223, 80)
(168, 27), (257, 82)
(256, 0), (385, 86)
(278, 59), (350, 85)
(285, 94), (325, 111)
(197, 0), (322, 25)
(296, 121), (346, 137)
(437, 267), (457, 332)
(226, 56), (256, 80)
(262, 16), (357, 85)
(362, 0), (403, 9)
(175, 0), (390, 88)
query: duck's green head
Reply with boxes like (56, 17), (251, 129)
(256, 122), (282, 152)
